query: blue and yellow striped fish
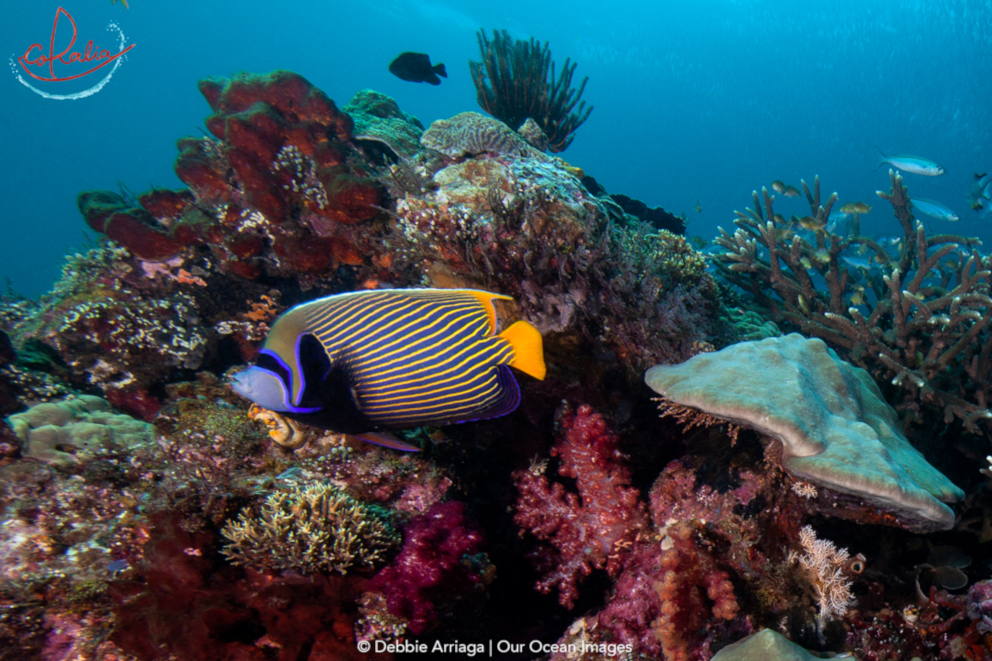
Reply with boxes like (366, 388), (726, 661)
(230, 288), (545, 447)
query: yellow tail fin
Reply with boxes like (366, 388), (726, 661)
(499, 320), (546, 381)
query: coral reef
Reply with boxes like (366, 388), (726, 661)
(82, 71), (388, 281)
(12, 66), (992, 661)
(712, 172), (992, 432)
(400, 111), (722, 369)
(646, 333), (964, 532)
(470, 29), (592, 152)
(221, 482), (400, 575)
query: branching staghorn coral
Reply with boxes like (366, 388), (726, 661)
(712, 170), (992, 432)
(469, 29), (592, 153)
(221, 483), (399, 575)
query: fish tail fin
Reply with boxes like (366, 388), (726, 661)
(874, 145), (887, 169)
(434, 62), (447, 78)
(499, 320), (546, 381)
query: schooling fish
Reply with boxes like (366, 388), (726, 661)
(230, 288), (545, 442)
(389, 52), (447, 85)
(911, 198), (958, 222)
(840, 202), (872, 214)
(875, 147), (944, 176)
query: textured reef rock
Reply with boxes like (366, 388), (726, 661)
(646, 334), (964, 532)
(393, 108), (722, 368)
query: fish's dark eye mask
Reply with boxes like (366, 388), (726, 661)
(296, 334), (334, 409)
(255, 350), (292, 389)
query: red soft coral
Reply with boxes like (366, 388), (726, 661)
(512, 402), (647, 608)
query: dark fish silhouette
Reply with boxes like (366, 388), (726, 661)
(389, 52), (447, 85)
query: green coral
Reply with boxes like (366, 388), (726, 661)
(220, 483), (399, 575)
(344, 89), (424, 161)
(6, 395), (153, 466)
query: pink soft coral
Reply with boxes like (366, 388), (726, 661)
(512, 402), (647, 608)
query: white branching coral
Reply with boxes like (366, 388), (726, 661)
(221, 483), (399, 575)
(787, 525), (857, 623)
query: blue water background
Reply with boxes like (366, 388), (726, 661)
(1, 0), (990, 298)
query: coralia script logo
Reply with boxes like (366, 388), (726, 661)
(10, 6), (136, 100)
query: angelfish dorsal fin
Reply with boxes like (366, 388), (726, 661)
(458, 289), (513, 333)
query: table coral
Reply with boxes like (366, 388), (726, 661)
(646, 333), (964, 532)
(513, 402), (647, 608)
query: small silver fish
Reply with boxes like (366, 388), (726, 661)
(912, 198), (958, 222)
(842, 256), (878, 271)
(875, 147), (944, 176)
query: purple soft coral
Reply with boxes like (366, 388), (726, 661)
(967, 579), (992, 634)
(367, 500), (486, 635)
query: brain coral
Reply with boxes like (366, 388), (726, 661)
(645, 333), (964, 532)
(420, 111), (537, 159)
(6, 395), (154, 466)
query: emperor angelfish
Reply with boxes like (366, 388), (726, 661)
(230, 288), (545, 436)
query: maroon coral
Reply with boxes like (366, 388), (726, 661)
(82, 71), (385, 279)
(513, 402), (647, 608)
(108, 513), (372, 661)
(366, 501), (487, 635)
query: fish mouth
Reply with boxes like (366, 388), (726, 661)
(228, 370), (254, 397)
